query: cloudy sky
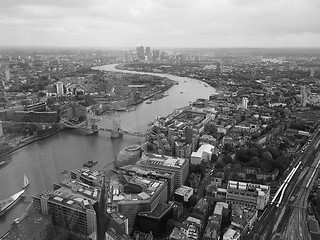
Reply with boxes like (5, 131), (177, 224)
(0, 0), (319, 48)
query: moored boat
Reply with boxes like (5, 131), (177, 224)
(0, 190), (25, 216)
(0, 161), (8, 168)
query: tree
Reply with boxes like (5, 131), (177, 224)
(262, 151), (273, 162)
(236, 148), (250, 163)
(211, 154), (218, 163)
(223, 155), (233, 164)
(224, 143), (234, 153)
(215, 161), (224, 169)
(248, 147), (259, 157)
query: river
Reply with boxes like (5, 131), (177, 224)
(0, 63), (215, 236)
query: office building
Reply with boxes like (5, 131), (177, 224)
(137, 202), (172, 237)
(24, 102), (47, 112)
(137, 153), (189, 190)
(300, 86), (307, 107)
(190, 144), (214, 165)
(119, 164), (175, 198)
(33, 181), (98, 239)
(242, 97), (248, 109)
(56, 81), (64, 95)
(145, 47), (151, 59)
(174, 185), (194, 203)
(4, 67), (10, 82)
(71, 168), (104, 187)
(310, 68), (315, 78)
(109, 175), (167, 234)
(136, 46), (145, 59)
(226, 180), (270, 210)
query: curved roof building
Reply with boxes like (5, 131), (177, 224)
(114, 145), (142, 168)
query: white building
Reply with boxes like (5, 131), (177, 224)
(190, 144), (215, 165)
(56, 81), (64, 95)
(0, 123), (3, 137)
(226, 180), (270, 210)
(242, 97), (248, 109)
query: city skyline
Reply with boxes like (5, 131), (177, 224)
(1, 0), (320, 48)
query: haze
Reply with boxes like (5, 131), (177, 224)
(1, 0), (320, 48)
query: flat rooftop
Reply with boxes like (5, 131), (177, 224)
(110, 176), (166, 205)
(59, 179), (100, 200)
(119, 164), (175, 179)
(139, 153), (187, 170)
(227, 180), (269, 194)
(35, 186), (97, 212)
(138, 202), (171, 219)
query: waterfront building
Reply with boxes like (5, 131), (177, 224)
(137, 153), (189, 189)
(137, 202), (172, 237)
(118, 164), (175, 197)
(114, 145), (143, 168)
(71, 168), (104, 187)
(33, 186), (97, 239)
(226, 180), (270, 210)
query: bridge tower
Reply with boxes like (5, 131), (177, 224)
(85, 106), (98, 134)
(111, 112), (123, 139)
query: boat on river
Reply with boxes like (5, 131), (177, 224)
(0, 161), (8, 168)
(22, 174), (30, 189)
(83, 160), (98, 168)
(0, 190), (25, 216)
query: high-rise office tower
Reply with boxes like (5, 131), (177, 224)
(4, 67), (10, 82)
(136, 46), (144, 59)
(56, 81), (64, 95)
(242, 97), (248, 109)
(300, 86), (307, 107)
(145, 47), (151, 59)
(310, 68), (315, 78)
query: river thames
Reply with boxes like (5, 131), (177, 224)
(0, 63), (215, 236)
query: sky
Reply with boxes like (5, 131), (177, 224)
(0, 0), (320, 48)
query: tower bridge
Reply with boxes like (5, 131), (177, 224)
(60, 102), (147, 138)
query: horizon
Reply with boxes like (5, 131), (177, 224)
(1, 0), (319, 48)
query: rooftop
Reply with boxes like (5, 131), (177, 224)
(119, 164), (174, 179)
(110, 175), (166, 205)
(139, 153), (187, 170)
(35, 185), (97, 212)
(59, 179), (100, 200)
(227, 180), (269, 195)
(174, 185), (193, 196)
(138, 202), (172, 219)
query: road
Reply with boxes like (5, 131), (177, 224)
(244, 129), (320, 240)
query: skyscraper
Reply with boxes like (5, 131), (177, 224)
(242, 97), (248, 109)
(136, 46), (144, 59)
(300, 86), (307, 107)
(94, 177), (111, 240)
(310, 68), (315, 78)
(145, 47), (151, 59)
